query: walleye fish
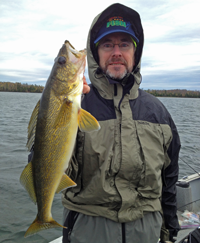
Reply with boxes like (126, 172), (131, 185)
(20, 40), (100, 237)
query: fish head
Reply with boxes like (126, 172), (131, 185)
(50, 40), (87, 96)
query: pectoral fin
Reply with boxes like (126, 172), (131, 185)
(20, 162), (37, 204)
(78, 108), (100, 132)
(56, 174), (77, 193)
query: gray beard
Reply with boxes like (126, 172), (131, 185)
(105, 69), (128, 81)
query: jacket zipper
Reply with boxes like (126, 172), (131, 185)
(122, 223), (126, 243)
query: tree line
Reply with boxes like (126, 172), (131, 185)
(0, 82), (199, 98)
(0, 82), (44, 93)
(145, 89), (200, 98)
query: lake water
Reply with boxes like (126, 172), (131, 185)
(0, 92), (200, 243)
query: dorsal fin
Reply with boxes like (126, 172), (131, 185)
(26, 99), (40, 151)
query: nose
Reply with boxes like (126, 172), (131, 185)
(111, 44), (122, 57)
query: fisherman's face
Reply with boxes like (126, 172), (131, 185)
(98, 33), (135, 80)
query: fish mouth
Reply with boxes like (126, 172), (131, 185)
(56, 40), (86, 71)
(64, 41), (87, 87)
(65, 40), (87, 61)
(54, 40), (86, 87)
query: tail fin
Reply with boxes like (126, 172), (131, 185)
(24, 215), (66, 237)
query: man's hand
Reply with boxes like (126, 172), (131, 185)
(83, 76), (90, 94)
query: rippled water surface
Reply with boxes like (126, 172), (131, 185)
(158, 97), (200, 176)
(0, 92), (199, 243)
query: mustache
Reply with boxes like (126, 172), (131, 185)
(105, 58), (128, 68)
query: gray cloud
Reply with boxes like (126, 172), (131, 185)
(0, 68), (49, 83)
(153, 27), (200, 44)
(0, 0), (199, 90)
(141, 69), (200, 90)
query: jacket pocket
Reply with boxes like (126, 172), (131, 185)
(135, 121), (172, 199)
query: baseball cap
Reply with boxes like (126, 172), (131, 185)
(94, 16), (139, 45)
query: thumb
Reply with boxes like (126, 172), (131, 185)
(83, 76), (90, 94)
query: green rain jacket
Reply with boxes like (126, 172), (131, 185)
(62, 3), (181, 241)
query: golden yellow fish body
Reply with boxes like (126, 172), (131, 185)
(20, 41), (100, 237)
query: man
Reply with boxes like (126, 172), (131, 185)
(62, 3), (180, 243)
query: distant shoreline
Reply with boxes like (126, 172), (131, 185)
(0, 81), (199, 98)
(0, 81), (44, 93)
(143, 89), (200, 98)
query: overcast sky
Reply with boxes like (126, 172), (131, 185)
(0, 0), (200, 90)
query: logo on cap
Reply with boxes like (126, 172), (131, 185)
(94, 16), (139, 45)
(106, 16), (126, 28)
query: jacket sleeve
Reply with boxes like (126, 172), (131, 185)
(161, 116), (181, 241)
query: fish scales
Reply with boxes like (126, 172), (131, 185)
(20, 40), (100, 237)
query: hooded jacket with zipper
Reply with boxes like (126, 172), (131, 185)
(62, 3), (181, 242)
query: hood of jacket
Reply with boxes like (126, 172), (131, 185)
(86, 3), (144, 99)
